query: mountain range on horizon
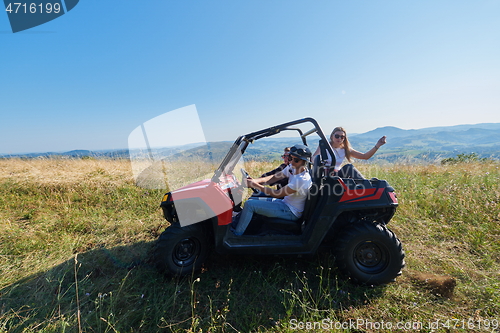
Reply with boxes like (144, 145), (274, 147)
(2, 122), (500, 161)
(346, 122), (500, 162)
(349, 122), (500, 138)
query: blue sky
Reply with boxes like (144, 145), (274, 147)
(1, 0), (499, 154)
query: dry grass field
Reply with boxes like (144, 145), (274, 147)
(0, 157), (499, 332)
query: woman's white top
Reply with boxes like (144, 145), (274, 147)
(324, 147), (346, 171)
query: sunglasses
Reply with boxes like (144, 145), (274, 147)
(334, 134), (345, 139)
(291, 157), (302, 163)
(281, 154), (291, 159)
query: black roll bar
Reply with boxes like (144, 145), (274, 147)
(212, 117), (335, 181)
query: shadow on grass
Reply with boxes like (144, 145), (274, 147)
(1, 242), (386, 332)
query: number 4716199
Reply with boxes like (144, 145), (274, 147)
(5, 2), (61, 14)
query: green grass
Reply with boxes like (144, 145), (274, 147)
(0, 158), (499, 332)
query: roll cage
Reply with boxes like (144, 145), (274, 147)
(211, 117), (335, 182)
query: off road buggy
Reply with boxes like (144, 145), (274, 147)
(152, 118), (404, 285)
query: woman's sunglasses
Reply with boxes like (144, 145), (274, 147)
(334, 134), (345, 139)
(291, 157), (302, 163)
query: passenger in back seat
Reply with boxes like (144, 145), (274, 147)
(232, 145), (312, 236)
(259, 147), (291, 189)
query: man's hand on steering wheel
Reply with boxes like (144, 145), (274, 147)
(241, 168), (259, 194)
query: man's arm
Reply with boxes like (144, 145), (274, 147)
(261, 164), (285, 178)
(247, 179), (296, 198)
(252, 170), (288, 186)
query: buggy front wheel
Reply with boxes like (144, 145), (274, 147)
(152, 224), (209, 276)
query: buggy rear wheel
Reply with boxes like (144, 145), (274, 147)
(334, 222), (405, 285)
(152, 224), (209, 276)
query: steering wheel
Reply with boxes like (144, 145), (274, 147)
(241, 168), (259, 194)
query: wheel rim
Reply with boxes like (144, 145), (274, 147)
(353, 240), (388, 274)
(172, 237), (200, 267)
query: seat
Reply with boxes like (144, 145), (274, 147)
(301, 154), (324, 223)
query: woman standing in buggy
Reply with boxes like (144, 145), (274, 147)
(313, 126), (386, 179)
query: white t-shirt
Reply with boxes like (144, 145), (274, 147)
(279, 165), (312, 217)
(323, 148), (346, 171)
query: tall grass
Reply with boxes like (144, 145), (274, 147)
(0, 158), (499, 332)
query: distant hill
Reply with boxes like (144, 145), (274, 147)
(353, 126), (416, 139)
(2, 122), (499, 162)
(0, 149), (131, 159)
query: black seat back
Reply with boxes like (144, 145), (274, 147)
(301, 155), (324, 223)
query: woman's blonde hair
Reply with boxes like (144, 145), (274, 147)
(330, 126), (352, 162)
